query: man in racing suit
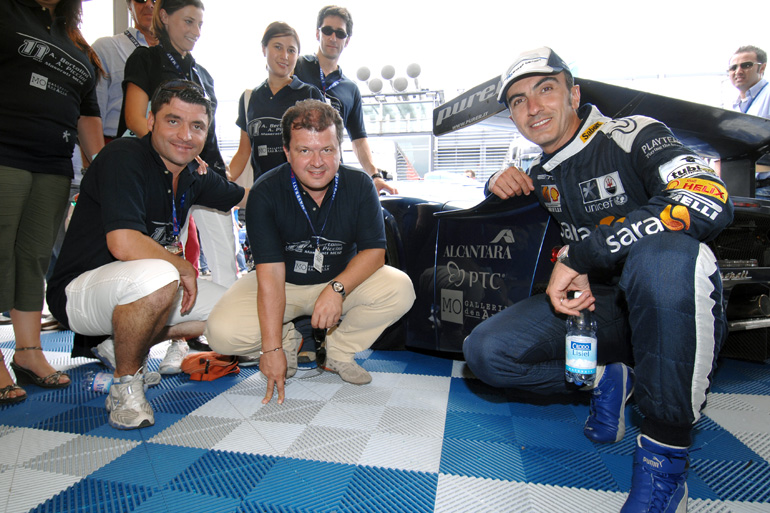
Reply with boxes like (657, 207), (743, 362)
(463, 47), (733, 512)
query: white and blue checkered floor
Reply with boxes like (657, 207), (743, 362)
(1, 327), (769, 512)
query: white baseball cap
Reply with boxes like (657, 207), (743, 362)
(497, 47), (570, 104)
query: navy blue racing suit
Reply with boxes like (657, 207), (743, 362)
(463, 104), (734, 447)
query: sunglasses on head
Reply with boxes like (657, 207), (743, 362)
(134, 0), (156, 4)
(319, 26), (348, 39)
(728, 61), (762, 73)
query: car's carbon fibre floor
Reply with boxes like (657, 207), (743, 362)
(1, 327), (769, 512)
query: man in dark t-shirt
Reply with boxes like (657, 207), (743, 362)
(47, 82), (244, 430)
(205, 100), (414, 404)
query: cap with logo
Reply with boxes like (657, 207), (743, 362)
(497, 47), (570, 105)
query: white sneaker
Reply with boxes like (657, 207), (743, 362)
(106, 370), (154, 430)
(158, 339), (189, 375)
(92, 338), (116, 372)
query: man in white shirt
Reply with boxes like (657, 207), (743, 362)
(728, 45), (770, 198)
(92, 0), (158, 140)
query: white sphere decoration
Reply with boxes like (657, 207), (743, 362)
(368, 78), (383, 93)
(381, 65), (396, 80)
(406, 63), (421, 78)
(356, 67), (371, 82)
(393, 77), (408, 92)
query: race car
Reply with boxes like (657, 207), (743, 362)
(378, 77), (770, 360)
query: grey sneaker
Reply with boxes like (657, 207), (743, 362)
(283, 330), (302, 379)
(323, 358), (371, 385)
(92, 338), (116, 372)
(106, 370), (155, 430)
(158, 339), (189, 375)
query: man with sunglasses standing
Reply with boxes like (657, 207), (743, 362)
(728, 45), (770, 198)
(47, 82), (244, 430)
(92, 0), (158, 142)
(294, 5), (397, 195)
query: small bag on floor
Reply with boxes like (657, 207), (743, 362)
(181, 352), (240, 381)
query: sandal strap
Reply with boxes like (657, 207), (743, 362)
(40, 371), (65, 386)
(15, 347), (43, 351)
(0, 384), (23, 396)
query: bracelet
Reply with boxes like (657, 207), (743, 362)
(259, 346), (282, 355)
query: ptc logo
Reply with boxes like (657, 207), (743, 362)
(491, 229), (515, 244)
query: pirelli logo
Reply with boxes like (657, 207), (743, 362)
(580, 121), (604, 142)
(666, 178), (728, 203)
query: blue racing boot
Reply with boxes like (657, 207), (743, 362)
(621, 434), (689, 512)
(584, 362), (635, 443)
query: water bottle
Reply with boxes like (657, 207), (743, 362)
(565, 292), (597, 387)
(82, 370), (161, 393)
(82, 370), (114, 393)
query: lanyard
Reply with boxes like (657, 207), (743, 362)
(290, 170), (338, 247)
(123, 30), (142, 48)
(171, 191), (186, 237)
(319, 66), (341, 93)
(741, 82), (768, 113)
(161, 43), (205, 87)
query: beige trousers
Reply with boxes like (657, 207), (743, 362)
(205, 265), (415, 362)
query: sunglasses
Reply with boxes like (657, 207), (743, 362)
(319, 26), (348, 39)
(134, 0), (156, 4)
(728, 61), (762, 73)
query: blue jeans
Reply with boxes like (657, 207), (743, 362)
(463, 232), (727, 446)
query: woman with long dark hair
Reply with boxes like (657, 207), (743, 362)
(0, 0), (105, 403)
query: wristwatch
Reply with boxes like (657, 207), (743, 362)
(556, 245), (571, 268)
(330, 280), (346, 298)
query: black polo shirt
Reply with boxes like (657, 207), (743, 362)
(294, 55), (367, 141)
(117, 39), (226, 177)
(246, 162), (385, 285)
(0, 0), (100, 177)
(47, 134), (244, 328)
(236, 77), (323, 178)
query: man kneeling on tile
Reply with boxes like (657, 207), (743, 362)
(47, 81), (245, 430)
(205, 99), (415, 403)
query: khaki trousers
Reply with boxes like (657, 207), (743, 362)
(205, 265), (415, 362)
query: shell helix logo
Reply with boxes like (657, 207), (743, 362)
(660, 204), (691, 231)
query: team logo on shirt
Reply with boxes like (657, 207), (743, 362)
(659, 155), (715, 183)
(579, 172), (627, 212)
(541, 185), (562, 213)
(666, 178), (727, 203)
(580, 121), (604, 142)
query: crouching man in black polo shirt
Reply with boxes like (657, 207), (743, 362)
(205, 99), (415, 403)
(47, 81), (245, 430)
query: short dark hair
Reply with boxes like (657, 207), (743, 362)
(150, 79), (212, 123)
(281, 99), (343, 149)
(152, 0), (205, 40)
(261, 21), (300, 53)
(316, 5), (353, 37)
(734, 45), (767, 64)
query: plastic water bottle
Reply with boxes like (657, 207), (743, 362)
(565, 292), (597, 387)
(82, 370), (114, 393)
(82, 370), (161, 393)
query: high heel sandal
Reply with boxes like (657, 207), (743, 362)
(1, 353), (27, 404)
(10, 347), (70, 389)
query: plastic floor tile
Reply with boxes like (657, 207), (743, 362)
(1, 328), (769, 512)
